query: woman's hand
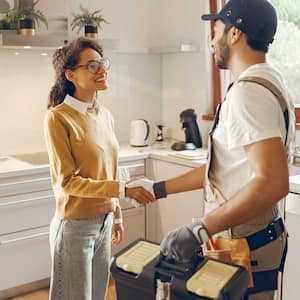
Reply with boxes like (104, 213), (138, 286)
(112, 223), (124, 245)
(125, 186), (156, 205)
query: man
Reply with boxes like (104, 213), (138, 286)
(127, 0), (294, 298)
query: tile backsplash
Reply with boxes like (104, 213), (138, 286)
(0, 47), (211, 155)
(0, 49), (162, 155)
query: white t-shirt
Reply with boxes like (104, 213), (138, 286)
(210, 63), (295, 200)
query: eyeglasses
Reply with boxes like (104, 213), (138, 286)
(74, 58), (111, 74)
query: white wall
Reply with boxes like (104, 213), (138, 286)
(161, 52), (211, 146)
(160, 0), (212, 147)
(101, 53), (162, 143)
(0, 49), (54, 155)
(0, 48), (161, 155)
(0, 0), (212, 155)
(67, 0), (161, 53)
(66, 0), (205, 53)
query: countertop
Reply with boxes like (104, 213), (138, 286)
(1, 145), (300, 195)
(0, 144), (206, 178)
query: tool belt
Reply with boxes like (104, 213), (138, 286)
(246, 216), (284, 251)
(203, 217), (286, 290)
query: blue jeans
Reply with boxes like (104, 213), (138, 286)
(49, 213), (113, 300)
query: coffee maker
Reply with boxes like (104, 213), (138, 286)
(171, 109), (202, 151)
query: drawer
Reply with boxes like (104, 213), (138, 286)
(0, 226), (51, 293)
(0, 190), (55, 235)
(112, 207), (145, 255)
(119, 160), (145, 177)
(0, 176), (52, 197)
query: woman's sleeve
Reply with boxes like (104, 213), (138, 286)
(44, 111), (120, 198)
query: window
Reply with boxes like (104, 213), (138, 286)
(269, 0), (300, 104)
(202, 0), (226, 121)
(269, 1), (300, 128)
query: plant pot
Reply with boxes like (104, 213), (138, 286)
(84, 25), (98, 39)
(19, 19), (35, 36)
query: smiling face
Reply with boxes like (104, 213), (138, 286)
(67, 48), (108, 97)
(211, 20), (231, 70)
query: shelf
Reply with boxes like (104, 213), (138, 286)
(0, 31), (201, 55)
(148, 43), (200, 54)
(0, 30), (68, 49)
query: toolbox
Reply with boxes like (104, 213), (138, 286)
(110, 239), (249, 300)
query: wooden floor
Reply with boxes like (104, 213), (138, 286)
(8, 279), (116, 300)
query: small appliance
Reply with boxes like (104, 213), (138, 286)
(171, 109), (202, 151)
(130, 119), (150, 147)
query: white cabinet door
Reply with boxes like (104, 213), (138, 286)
(0, 226), (50, 293)
(0, 190), (55, 235)
(112, 207), (145, 256)
(146, 158), (204, 243)
(283, 193), (300, 300)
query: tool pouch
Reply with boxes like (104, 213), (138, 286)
(202, 237), (254, 288)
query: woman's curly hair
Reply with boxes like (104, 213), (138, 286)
(48, 37), (103, 108)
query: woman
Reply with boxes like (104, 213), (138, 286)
(45, 37), (155, 300)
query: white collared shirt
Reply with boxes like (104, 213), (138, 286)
(64, 94), (99, 115)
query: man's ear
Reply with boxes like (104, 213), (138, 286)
(230, 27), (243, 44)
(65, 69), (75, 82)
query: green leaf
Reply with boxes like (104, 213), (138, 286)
(71, 4), (110, 33)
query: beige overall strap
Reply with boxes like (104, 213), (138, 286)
(238, 76), (289, 300)
(237, 76), (288, 112)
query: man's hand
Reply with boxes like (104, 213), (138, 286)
(160, 222), (210, 264)
(126, 178), (155, 196)
(112, 223), (124, 245)
(125, 178), (157, 205)
(126, 178), (167, 200)
(125, 178), (156, 205)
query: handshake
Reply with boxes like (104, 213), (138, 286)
(125, 178), (167, 205)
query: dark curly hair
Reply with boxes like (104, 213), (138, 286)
(48, 37), (103, 109)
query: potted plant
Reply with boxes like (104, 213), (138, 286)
(71, 5), (109, 39)
(5, 0), (48, 36)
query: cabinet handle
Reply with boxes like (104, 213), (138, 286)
(0, 231), (49, 246)
(0, 195), (53, 207)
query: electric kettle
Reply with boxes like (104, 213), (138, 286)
(130, 119), (150, 147)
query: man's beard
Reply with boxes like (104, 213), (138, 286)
(215, 34), (230, 70)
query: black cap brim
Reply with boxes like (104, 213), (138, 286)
(201, 13), (221, 21)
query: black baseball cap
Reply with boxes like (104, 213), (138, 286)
(201, 0), (277, 44)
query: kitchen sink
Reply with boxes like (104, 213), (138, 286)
(11, 152), (49, 166)
(0, 152), (49, 173)
(0, 156), (33, 172)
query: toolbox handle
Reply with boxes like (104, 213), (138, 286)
(156, 255), (199, 275)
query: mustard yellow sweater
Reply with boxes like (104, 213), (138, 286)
(44, 101), (122, 220)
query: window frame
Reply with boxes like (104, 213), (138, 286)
(202, 0), (226, 121)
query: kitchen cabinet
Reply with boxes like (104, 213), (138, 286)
(0, 167), (54, 300)
(283, 192), (300, 300)
(145, 158), (204, 243)
(0, 157), (146, 299)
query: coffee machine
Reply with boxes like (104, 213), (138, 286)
(171, 109), (202, 151)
